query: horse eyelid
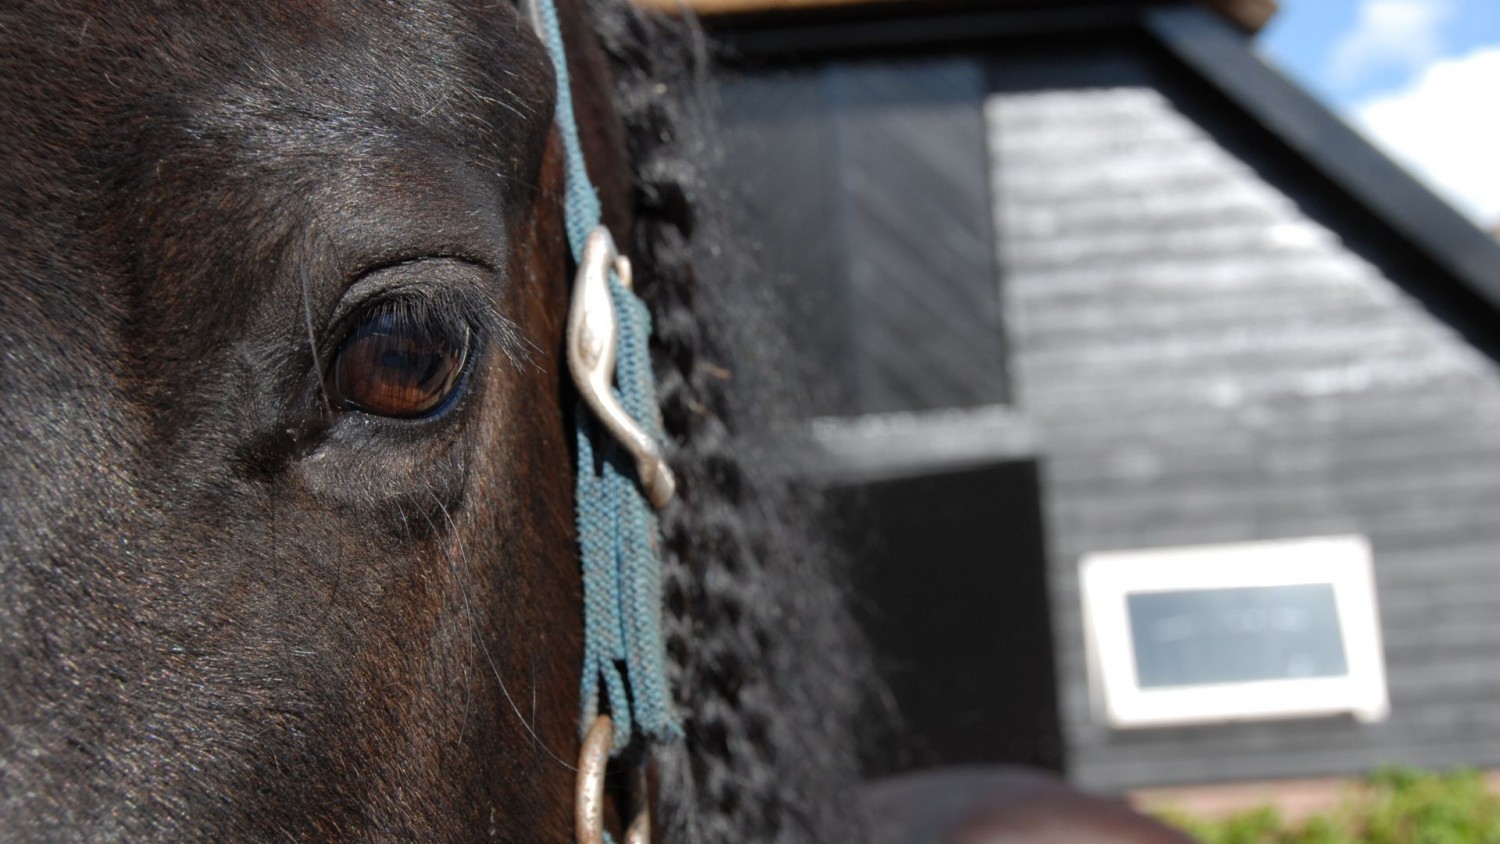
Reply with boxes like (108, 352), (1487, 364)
(323, 259), (503, 357)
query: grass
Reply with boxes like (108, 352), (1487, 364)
(1155, 768), (1500, 843)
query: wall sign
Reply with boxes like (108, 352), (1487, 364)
(1080, 535), (1389, 729)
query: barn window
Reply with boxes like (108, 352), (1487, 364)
(1079, 535), (1389, 729)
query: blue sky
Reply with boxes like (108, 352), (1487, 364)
(1257, 0), (1500, 226)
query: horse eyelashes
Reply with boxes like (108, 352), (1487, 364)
(328, 300), (471, 420)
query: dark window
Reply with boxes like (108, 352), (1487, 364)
(1128, 584), (1350, 689)
(719, 58), (1008, 417)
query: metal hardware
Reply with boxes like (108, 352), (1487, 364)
(567, 226), (677, 509)
(576, 715), (612, 844)
(576, 715), (653, 844)
(517, 0), (544, 35)
(624, 810), (651, 844)
(623, 760), (652, 844)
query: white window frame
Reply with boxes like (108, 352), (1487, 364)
(1080, 535), (1389, 730)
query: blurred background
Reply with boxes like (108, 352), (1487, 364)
(671, 0), (1500, 831)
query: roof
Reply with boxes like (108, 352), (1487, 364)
(635, 0), (1278, 33)
(699, 0), (1500, 345)
(1143, 8), (1500, 319)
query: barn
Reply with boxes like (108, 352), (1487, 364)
(679, 0), (1500, 799)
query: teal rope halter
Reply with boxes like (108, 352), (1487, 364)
(532, 0), (681, 754)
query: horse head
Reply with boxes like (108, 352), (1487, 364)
(0, 0), (635, 837)
(8, 2), (1192, 842)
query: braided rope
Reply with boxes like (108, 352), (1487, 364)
(534, 0), (680, 753)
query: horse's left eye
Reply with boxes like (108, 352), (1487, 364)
(330, 303), (470, 419)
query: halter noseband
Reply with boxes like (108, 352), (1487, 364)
(523, 0), (680, 839)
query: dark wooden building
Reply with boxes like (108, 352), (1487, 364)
(695, 0), (1500, 794)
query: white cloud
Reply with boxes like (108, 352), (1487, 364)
(1328, 0), (1454, 91)
(1353, 47), (1500, 226)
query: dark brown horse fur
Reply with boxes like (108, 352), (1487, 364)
(0, 0), (869, 839)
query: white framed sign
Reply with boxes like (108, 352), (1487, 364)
(1080, 535), (1389, 729)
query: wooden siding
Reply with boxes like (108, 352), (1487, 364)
(988, 51), (1500, 791)
(718, 58), (1008, 417)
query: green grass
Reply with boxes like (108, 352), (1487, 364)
(1155, 768), (1500, 844)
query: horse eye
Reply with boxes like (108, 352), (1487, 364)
(329, 304), (469, 419)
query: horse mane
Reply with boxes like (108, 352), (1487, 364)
(586, 2), (874, 839)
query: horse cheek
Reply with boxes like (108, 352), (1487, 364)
(453, 135), (582, 839)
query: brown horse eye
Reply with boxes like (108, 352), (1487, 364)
(331, 308), (469, 419)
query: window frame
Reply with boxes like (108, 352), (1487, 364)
(1080, 535), (1390, 729)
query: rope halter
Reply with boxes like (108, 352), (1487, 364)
(522, 0), (682, 839)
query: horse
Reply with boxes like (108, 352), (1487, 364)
(0, 0), (1197, 840)
(0, 0), (869, 838)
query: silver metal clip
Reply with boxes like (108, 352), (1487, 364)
(575, 715), (611, 844)
(576, 715), (652, 844)
(518, 0), (544, 37)
(567, 226), (677, 509)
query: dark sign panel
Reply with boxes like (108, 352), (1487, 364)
(1127, 584), (1349, 689)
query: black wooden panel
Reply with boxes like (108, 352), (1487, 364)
(831, 61), (1008, 413)
(718, 70), (856, 417)
(827, 460), (1063, 775)
(717, 58), (1007, 418)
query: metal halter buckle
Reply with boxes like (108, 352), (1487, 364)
(567, 226), (677, 510)
(576, 715), (651, 844)
(518, 0), (544, 35)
